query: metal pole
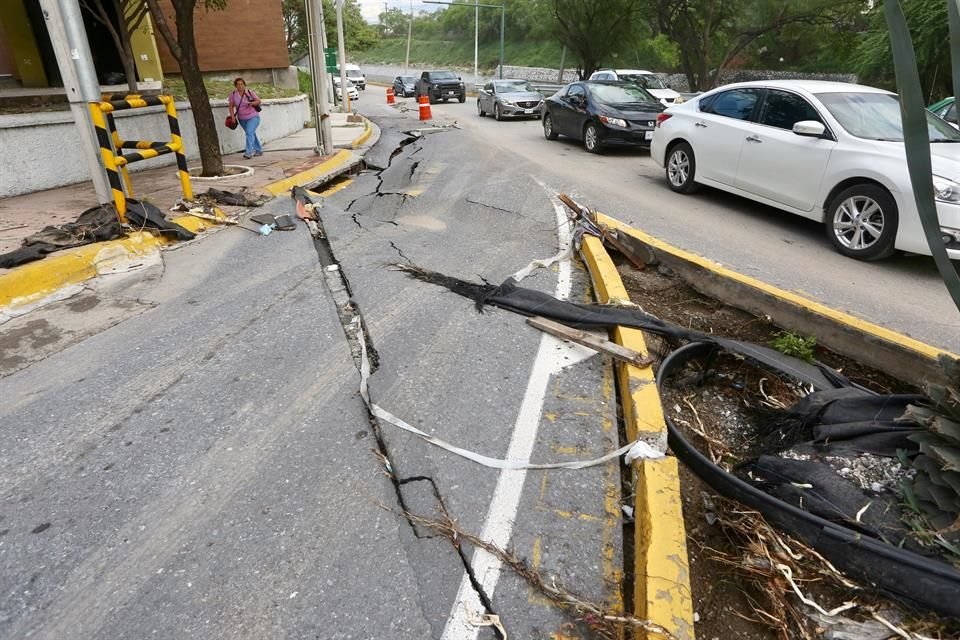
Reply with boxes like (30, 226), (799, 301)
(558, 45), (566, 83)
(405, 0), (413, 75)
(336, 0), (350, 112)
(39, 0), (112, 204)
(474, 1), (479, 86)
(498, 6), (504, 79)
(306, 0), (334, 155)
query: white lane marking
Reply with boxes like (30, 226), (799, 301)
(440, 185), (583, 640)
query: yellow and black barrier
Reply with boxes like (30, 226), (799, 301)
(89, 93), (193, 223)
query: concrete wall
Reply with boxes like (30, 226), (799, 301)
(0, 95), (309, 199)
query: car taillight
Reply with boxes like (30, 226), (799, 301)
(656, 113), (672, 128)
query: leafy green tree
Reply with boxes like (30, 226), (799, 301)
(645, 0), (866, 91)
(145, 0), (227, 176)
(283, 0), (378, 60)
(547, 0), (646, 78)
(378, 7), (409, 37)
(857, 0), (951, 101)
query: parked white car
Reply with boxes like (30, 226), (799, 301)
(340, 64), (366, 90)
(651, 80), (960, 261)
(333, 77), (360, 101)
(588, 69), (683, 106)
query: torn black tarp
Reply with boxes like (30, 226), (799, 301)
(0, 204), (123, 268)
(398, 265), (849, 391)
(659, 341), (960, 619)
(199, 187), (267, 207)
(124, 199), (195, 241)
(397, 262), (960, 618)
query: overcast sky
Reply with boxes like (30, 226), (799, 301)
(356, 0), (442, 23)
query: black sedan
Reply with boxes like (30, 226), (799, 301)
(542, 81), (664, 153)
(393, 75), (416, 98)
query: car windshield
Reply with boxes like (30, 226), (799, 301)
(618, 73), (667, 90)
(495, 80), (533, 93)
(817, 92), (960, 142)
(588, 83), (657, 105)
(401, 76), (415, 83)
(432, 72), (458, 81)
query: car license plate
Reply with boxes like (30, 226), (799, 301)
(447, 91), (455, 95)
(645, 131), (654, 140)
(524, 109), (534, 114)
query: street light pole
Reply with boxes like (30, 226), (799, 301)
(423, 1), (503, 80)
(405, 0), (413, 75)
(335, 0), (351, 112)
(474, 1), (478, 86)
(305, 0), (333, 155)
(39, 0), (112, 204)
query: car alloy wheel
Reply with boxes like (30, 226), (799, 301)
(494, 104), (502, 121)
(584, 123), (602, 153)
(477, 100), (484, 117)
(826, 184), (898, 260)
(665, 142), (699, 194)
(543, 114), (558, 140)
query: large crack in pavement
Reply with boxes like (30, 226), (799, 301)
(303, 132), (503, 636)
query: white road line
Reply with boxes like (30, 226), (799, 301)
(440, 184), (588, 640)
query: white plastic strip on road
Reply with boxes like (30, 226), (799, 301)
(441, 187), (579, 640)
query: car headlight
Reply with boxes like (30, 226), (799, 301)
(502, 99), (516, 106)
(934, 175), (960, 203)
(599, 115), (627, 128)
(674, 95), (684, 104)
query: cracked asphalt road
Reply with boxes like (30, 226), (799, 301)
(0, 102), (625, 638)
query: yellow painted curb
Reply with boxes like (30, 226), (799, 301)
(264, 149), (353, 196)
(351, 118), (373, 149)
(597, 214), (957, 383)
(580, 233), (695, 640)
(0, 213), (223, 313)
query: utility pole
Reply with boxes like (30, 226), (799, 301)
(336, 0), (350, 112)
(305, 0), (333, 155)
(39, 0), (112, 204)
(404, 0), (413, 75)
(474, 0), (478, 86)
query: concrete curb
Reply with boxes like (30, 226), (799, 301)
(579, 233), (695, 640)
(351, 118), (373, 149)
(0, 214), (212, 318)
(263, 148), (359, 196)
(597, 214), (958, 385)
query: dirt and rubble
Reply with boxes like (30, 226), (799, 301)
(615, 256), (959, 640)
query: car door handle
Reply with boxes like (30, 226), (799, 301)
(695, 121), (707, 128)
(745, 135), (762, 143)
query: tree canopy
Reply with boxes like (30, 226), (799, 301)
(283, 0), (378, 61)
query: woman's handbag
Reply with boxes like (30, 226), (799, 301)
(226, 91), (246, 129)
(248, 91), (262, 113)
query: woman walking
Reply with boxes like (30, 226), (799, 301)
(228, 77), (263, 159)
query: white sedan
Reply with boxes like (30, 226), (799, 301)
(650, 80), (960, 261)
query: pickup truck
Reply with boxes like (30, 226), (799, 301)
(416, 71), (466, 104)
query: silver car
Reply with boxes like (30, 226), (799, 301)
(477, 80), (543, 121)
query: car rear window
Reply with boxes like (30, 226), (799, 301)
(705, 89), (761, 121)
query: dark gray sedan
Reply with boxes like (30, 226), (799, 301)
(477, 80), (543, 120)
(393, 75), (416, 98)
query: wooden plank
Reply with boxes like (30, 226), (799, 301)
(526, 316), (653, 368)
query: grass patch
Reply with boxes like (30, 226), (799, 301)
(353, 38), (567, 71)
(769, 331), (817, 362)
(161, 78), (303, 102)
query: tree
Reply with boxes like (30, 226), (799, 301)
(145, 0), (226, 177)
(377, 7), (408, 38)
(282, 0), (378, 60)
(80, 0), (151, 93)
(546, 0), (646, 78)
(645, 0), (867, 91)
(857, 0), (951, 101)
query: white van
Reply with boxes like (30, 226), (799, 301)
(588, 69), (682, 106)
(338, 64), (366, 90)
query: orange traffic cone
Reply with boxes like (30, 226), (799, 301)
(386, 87), (395, 105)
(418, 95), (432, 121)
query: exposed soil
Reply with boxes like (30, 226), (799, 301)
(612, 256), (958, 640)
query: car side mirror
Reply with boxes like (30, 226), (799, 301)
(793, 120), (826, 138)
